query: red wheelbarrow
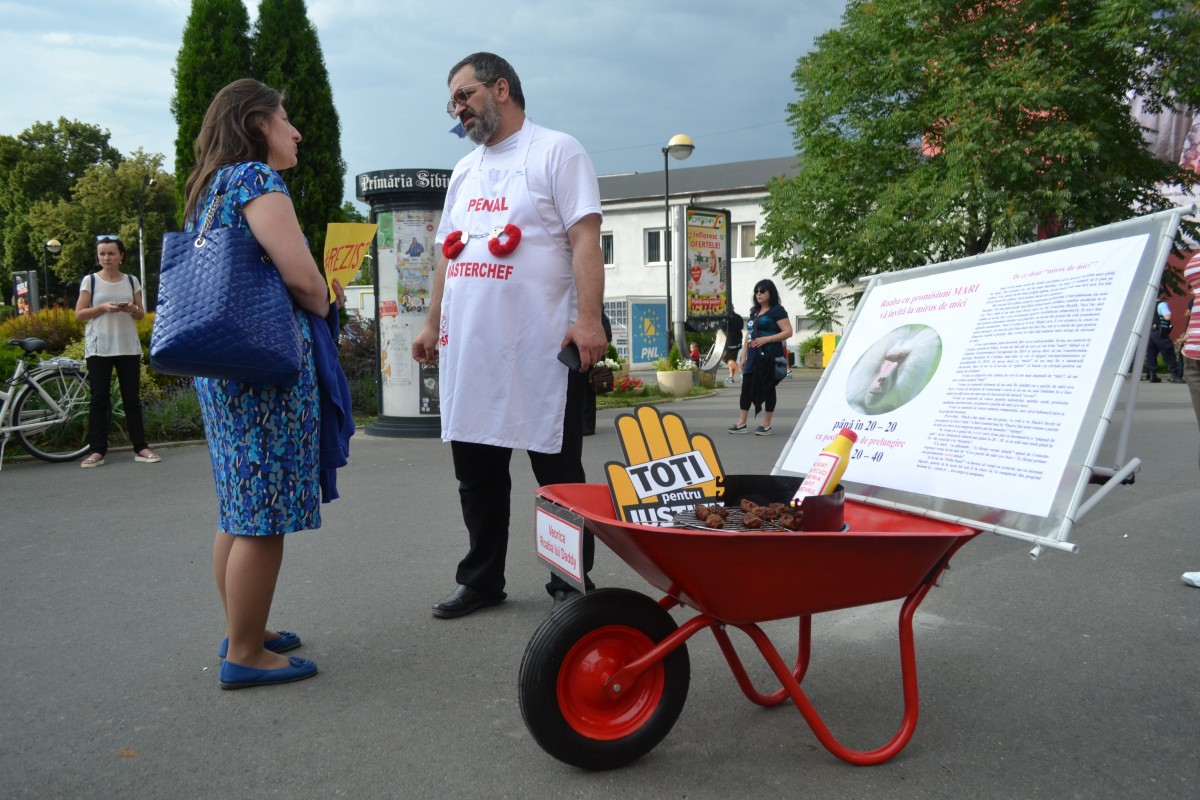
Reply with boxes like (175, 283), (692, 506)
(519, 478), (979, 770)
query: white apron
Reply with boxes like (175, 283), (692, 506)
(439, 126), (576, 453)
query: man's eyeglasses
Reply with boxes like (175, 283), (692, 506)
(96, 234), (121, 243)
(445, 82), (491, 117)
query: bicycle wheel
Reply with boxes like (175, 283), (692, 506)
(13, 369), (91, 462)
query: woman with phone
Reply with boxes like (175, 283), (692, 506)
(75, 234), (161, 467)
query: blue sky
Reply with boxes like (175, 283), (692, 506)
(0, 0), (848, 208)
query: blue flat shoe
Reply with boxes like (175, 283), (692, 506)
(218, 630), (301, 659)
(219, 656), (318, 690)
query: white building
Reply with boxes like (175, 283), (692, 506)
(348, 156), (820, 363)
(596, 156), (818, 363)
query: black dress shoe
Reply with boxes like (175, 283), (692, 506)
(552, 587), (582, 608)
(431, 584), (506, 619)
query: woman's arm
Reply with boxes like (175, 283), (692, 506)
(129, 288), (146, 321)
(75, 285), (117, 321)
(243, 192), (331, 317)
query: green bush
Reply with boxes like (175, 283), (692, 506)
(798, 336), (822, 356)
(0, 308), (84, 354)
(0, 341), (20, 382)
(338, 317), (378, 416)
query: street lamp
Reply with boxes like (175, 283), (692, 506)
(42, 238), (61, 309)
(137, 175), (156, 308)
(662, 133), (694, 353)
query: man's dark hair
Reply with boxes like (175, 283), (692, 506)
(448, 52), (525, 111)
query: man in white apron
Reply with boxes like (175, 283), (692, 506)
(412, 52), (608, 618)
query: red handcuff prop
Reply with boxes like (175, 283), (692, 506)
(487, 224), (521, 257)
(441, 224), (522, 259)
(441, 231), (466, 260)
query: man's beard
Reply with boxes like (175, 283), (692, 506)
(464, 94), (501, 146)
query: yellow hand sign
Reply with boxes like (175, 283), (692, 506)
(605, 404), (725, 526)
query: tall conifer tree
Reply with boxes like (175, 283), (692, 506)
(250, 0), (346, 260)
(170, 0), (253, 221)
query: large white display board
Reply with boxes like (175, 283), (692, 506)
(775, 208), (1194, 553)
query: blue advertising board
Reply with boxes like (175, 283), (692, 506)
(630, 301), (667, 364)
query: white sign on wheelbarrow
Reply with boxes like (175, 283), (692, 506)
(534, 498), (585, 589)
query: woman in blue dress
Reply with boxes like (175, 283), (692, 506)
(181, 79), (342, 689)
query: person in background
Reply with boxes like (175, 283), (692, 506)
(723, 307), (744, 384)
(1145, 286), (1184, 383)
(728, 279), (792, 436)
(1180, 252), (1200, 588)
(688, 340), (702, 367)
(75, 235), (160, 468)
(182, 78), (349, 689)
(412, 52), (606, 617)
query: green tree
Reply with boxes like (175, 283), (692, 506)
(27, 151), (175, 305)
(0, 119), (121, 303)
(759, 0), (1200, 327)
(171, 0), (253, 222)
(251, 0), (347, 261)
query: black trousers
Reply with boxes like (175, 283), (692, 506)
(450, 370), (595, 596)
(1145, 332), (1181, 379)
(86, 354), (147, 456)
(582, 382), (598, 435)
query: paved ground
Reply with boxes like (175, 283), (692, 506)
(2, 371), (1198, 799)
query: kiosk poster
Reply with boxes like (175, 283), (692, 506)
(684, 207), (730, 320)
(782, 233), (1151, 519)
(394, 210), (438, 315)
(13, 274), (32, 315)
(323, 222), (378, 301)
(605, 405), (725, 526)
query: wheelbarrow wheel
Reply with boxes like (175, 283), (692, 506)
(518, 587), (690, 770)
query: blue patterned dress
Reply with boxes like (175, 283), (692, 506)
(186, 162), (320, 535)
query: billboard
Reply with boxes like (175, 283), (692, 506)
(684, 206), (731, 322)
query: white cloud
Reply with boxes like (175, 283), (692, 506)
(0, 0), (848, 208)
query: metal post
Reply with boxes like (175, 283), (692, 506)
(663, 147), (672, 355)
(137, 175), (155, 308)
(41, 248), (49, 309)
(138, 211), (146, 306)
(660, 134), (694, 357)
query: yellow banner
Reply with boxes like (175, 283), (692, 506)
(322, 222), (378, 301)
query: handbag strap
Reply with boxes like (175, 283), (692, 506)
(193, 166), (236, 246)
(191, 164), (271, 265)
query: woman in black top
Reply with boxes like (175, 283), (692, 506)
(728, 279), (792, 435)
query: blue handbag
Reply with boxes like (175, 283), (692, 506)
(150, 177), (302, 387)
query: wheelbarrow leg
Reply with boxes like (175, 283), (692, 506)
(711, 615), (813, 708)
(736, 580), (937, 765)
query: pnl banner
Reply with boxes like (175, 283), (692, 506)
(630, 301), (667, 364)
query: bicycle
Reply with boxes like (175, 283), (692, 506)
(0, 338), (91, 468)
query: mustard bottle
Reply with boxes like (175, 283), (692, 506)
(791, 427), (857, 506)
